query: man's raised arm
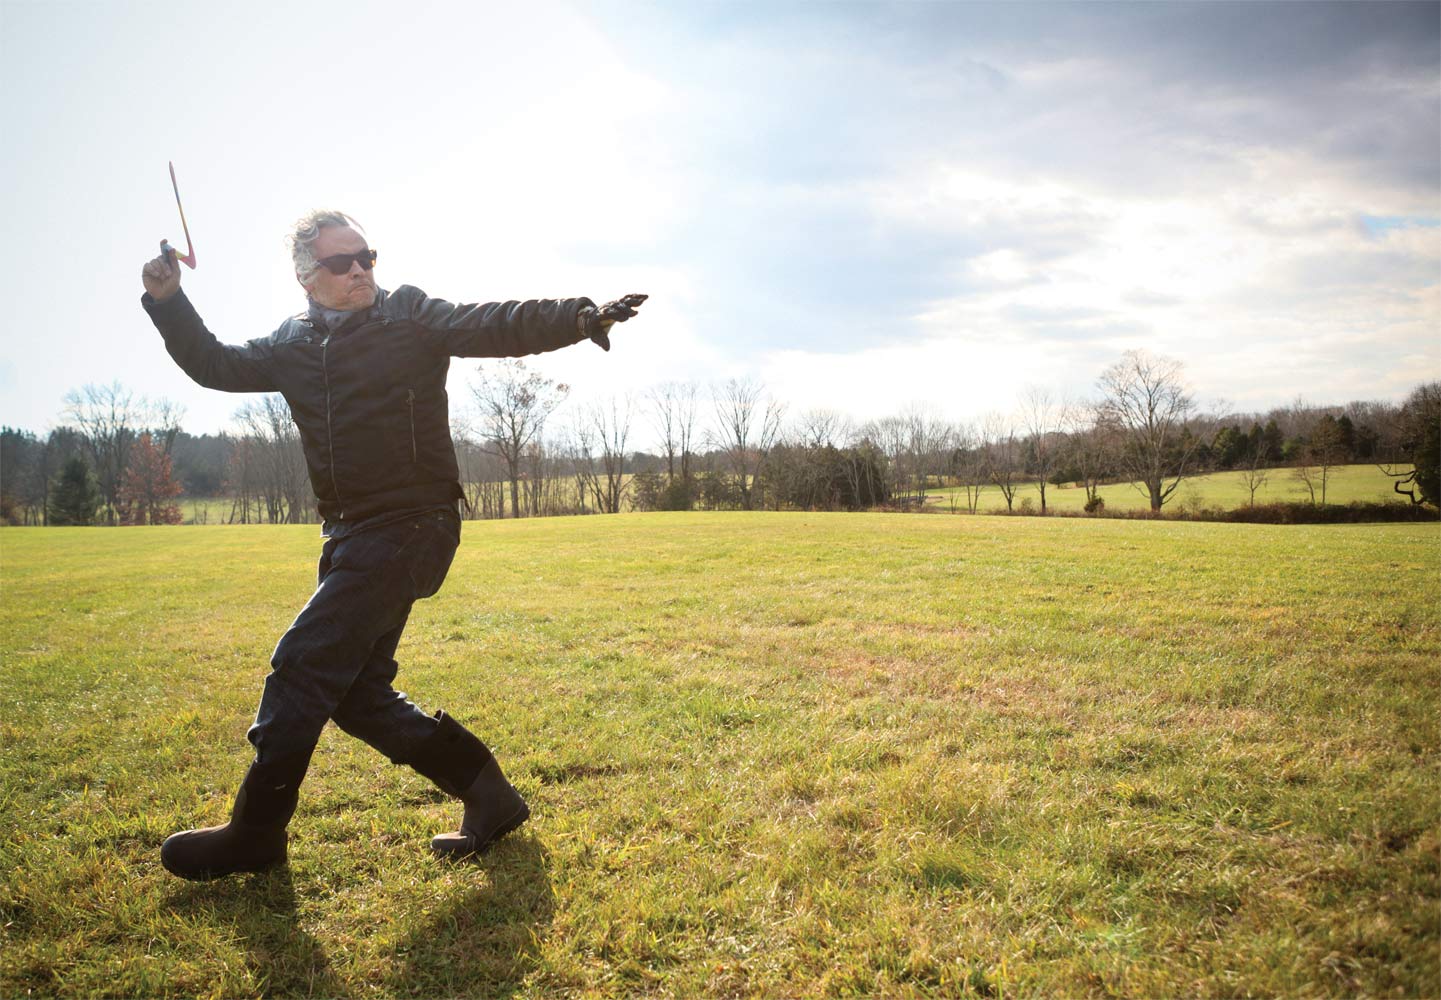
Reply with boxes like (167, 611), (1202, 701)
(140, 244), (279, 393)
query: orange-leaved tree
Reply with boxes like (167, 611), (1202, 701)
(117, 432), (183, 525)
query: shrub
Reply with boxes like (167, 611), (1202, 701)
(632, 473), (699, 512)
(1216, 501), (1438, 525)
(1023, 501), (1437, 525)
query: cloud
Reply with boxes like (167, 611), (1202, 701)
(2, 1), (1436, 437)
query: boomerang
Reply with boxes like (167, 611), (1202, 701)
(161, 161), (197, 269)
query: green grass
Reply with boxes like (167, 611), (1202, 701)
(930, 463), (1413, 513)
(2, 514), (1438, 997)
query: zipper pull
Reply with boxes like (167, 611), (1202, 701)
(407, 389), (417, 462)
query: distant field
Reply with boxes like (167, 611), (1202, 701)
(176, 464), (1414, 523)
(2, 513), (1436, 997)
(927, 462), (1412, 513)
(179, 495), (235, 524)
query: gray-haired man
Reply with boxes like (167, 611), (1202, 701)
(140, 210), (645, 880)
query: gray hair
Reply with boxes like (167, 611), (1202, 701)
(288, 209), (365, 283)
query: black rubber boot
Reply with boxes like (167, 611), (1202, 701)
(406, 711), (529, 857)
(160, 749), (312, 881)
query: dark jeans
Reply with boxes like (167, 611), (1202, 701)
(247, 508), (461, 766)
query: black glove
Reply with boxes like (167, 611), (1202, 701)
(580, 293), (648, 351)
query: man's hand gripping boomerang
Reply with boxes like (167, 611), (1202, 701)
(160, 161), (197, 270)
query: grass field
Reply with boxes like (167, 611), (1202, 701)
(2, 513), (1438, 997)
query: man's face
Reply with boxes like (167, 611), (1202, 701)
(302, 225), (378, 311)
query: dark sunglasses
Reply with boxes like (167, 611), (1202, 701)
(314, 248), (378, 275)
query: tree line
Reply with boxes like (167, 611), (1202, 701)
(3, 352), (1437, 526)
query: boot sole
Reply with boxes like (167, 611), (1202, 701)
(431, 803), (530, 859)
(160, 851), (287, 882)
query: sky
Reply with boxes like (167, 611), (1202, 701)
(1, 0), (1437, 448)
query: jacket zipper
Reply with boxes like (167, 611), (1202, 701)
(406, 389), (417, 463)
(321, 335), (345, 517)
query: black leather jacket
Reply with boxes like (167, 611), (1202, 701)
(142, 285), (595, 522)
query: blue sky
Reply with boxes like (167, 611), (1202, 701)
(1, 1), (1437, 443)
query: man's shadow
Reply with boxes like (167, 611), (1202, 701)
(165, 866), (340, 997)
(160, 836), (553, 996)
(386, 835), (556, 998)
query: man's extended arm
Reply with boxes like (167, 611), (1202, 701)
(140, 247), (278, 393)
(399, 287), (595, 358)
(399, 287), (648, 358)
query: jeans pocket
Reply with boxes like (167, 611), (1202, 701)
(408, 517), (459, 600)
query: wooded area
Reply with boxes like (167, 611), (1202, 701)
(3, 352), (1436, 525)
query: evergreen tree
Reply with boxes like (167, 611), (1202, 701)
(1335, 414), (1356, 457)
(1246, 422), (1266, 459)
(1210, 424), (1245, 469)
(1262, 420), (1284, 463)
(48, 456), (101, 526)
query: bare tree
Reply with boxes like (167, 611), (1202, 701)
(712, 377), (784, 510)
(1239, 437), (1271, 507)
(1066, 403), (1115, 508)
(233, 395), (311, 523)
(1097, 350), (1202, 512)
(904, 405), (952, 503)
(982, 413), (1022, 510)
(641, 381), (702, 511)
(797, 408), (848, 449)
(224, 436), (260, 524)
(951, 421), (988, 513)
(1018, 387), (1070, 514)
(521, 438), (568, 516)
(648, 381), (699, 483)
(451, 417), (508, 519)
(579, 396), (633, 513)
(871, 416), (911, 503)
(675, 382), (701, 489)
(471, 359), (568, 519)
(64, 382), (144, 525)
(1293, 414), (1348, 506)
(150, 398), (186, 457)
(1292, 460), (1321, 505)
(834, 422), (886, 510)
(565, 420), (600, 513)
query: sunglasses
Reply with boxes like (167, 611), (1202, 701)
(314, 248), (378, 275)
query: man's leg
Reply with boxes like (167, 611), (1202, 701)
(330, 618), (439, 762)
(327, 516), (530, 856)
(404, 711), (530, 858)
(163, 518), (436, 881)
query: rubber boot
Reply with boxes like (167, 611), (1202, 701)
(406, 711), (529, 857)
(160, 749), (312, 881)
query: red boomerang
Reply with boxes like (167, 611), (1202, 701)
(161, 161), (197, 269)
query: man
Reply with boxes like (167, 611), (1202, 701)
(140, 210), (645, 880)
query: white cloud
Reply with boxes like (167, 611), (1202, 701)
(2, 1), (1437, 439)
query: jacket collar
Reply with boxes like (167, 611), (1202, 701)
(305, 287), (389, 332)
